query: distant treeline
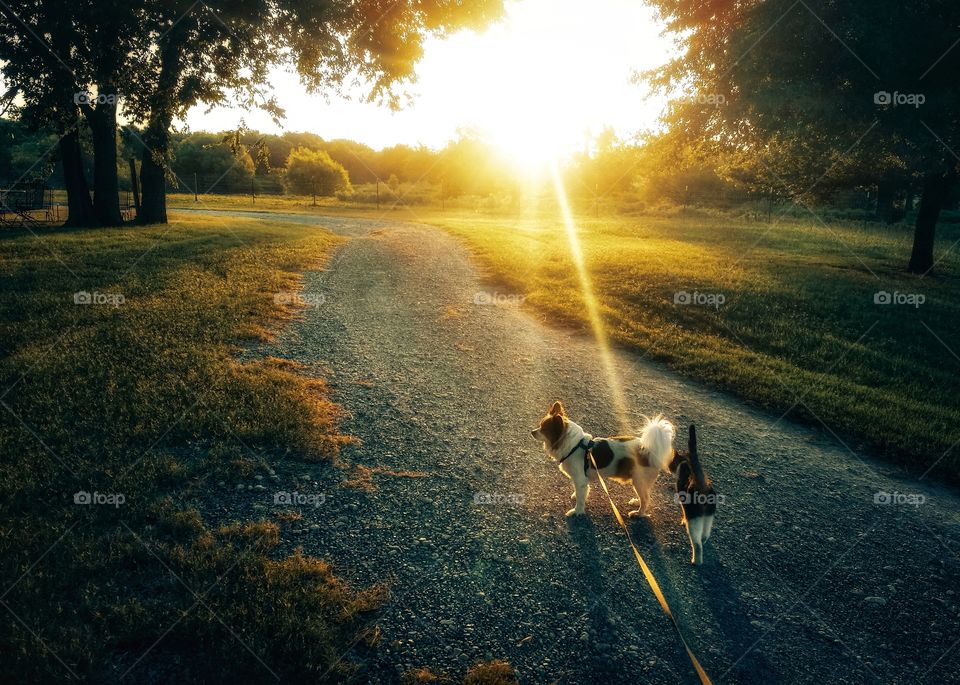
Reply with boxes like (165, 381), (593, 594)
(2, 117), (954, 220)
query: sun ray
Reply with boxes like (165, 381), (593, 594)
(549, 164), (631, 432)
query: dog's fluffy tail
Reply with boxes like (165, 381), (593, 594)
(640, 414), (675, 471)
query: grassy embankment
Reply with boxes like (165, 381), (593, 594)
(426, 210), (960, 480)
(0, 213), (382, 682)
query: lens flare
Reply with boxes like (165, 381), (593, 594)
(549, 165), (631, 431)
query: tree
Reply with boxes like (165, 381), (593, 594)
(1, 0), (504, 226)
(283, 147), (350, 204)
(171, 133), (256, 194)
(126, 0), (504, 224)
(644, 0), (960, 272)
(0, 1), (99, 225)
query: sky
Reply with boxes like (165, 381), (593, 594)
(183, 0), (674, 158)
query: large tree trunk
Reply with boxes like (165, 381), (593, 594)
(137, 32), (183, 225)
(137, 125), (170, 225)
(87, 89), (123, 226)
(58, 125), (96, 227)
(908, 169), (957, 274)
(875, 179), (896, 223)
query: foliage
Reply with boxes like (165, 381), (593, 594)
(171, 132), (256, 191)
(642, 0), (960, 270)
(284, 147), (351, 197)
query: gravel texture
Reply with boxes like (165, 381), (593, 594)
(190, 209), (960, 685)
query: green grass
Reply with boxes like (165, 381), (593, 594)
(0, 213), (383, 682)
(423, 209), (960, 480)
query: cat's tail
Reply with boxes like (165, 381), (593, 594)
(687, 424), (709, 490)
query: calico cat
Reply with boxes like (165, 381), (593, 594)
(671, 425), (717, 565)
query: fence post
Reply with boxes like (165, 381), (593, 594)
(376, 179), (380, 210)
(128, 158), (140, 215)
(252, 179), (255, 205)
(194, 173), (198, 202)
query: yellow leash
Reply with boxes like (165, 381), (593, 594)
(586, 451), (714, 685)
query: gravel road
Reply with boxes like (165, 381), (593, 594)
(187, 209), (960, 684)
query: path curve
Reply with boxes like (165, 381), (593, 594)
(185, 208), (960, 684)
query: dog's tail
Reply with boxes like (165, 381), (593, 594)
(688, 424), (709, 490)
(640, 414), (675, 471)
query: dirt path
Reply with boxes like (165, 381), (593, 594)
(187, 209), (960, 684)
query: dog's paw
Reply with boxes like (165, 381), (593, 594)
(565, 508), (585, 517)
(627, 509), (648, 519)
(628, 497), (642, 506)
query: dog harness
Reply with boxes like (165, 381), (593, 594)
(557, 437), (597, 474)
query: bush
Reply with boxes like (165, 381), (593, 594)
(283, 147), (351, 201)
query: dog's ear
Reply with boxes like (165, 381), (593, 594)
(549, 401), (565, 416)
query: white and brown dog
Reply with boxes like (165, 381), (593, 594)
(530, 401), (676, 517)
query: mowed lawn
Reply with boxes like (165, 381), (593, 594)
(0, 214), (383, 681)
(427, 210), (960, 480)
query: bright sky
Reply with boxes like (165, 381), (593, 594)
(184, 0), (672, 159)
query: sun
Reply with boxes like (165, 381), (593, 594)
(482, 114), (565, 174)
(405, 0), (670, 170)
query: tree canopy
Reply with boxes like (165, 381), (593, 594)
(283, 147), (351, 201)
(644, 0), (960, 272)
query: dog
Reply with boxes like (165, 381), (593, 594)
(530, 401), (675, 518)
(669, 425), (717, 565)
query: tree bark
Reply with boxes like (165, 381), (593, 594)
(875, 179), (895, 223)
(137, 124), (170, 225)
(908, 169), (957, 274)
(86, 88), (123, 226)
(137, 31), (183, 225)
(58, 124), (96, 227)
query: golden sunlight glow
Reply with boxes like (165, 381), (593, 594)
(549, 164), (631, 431)
(427, 0), (670, 170)
(185, 1), (671, 154)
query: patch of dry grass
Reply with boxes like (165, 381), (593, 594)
(0, 214), (382, 680)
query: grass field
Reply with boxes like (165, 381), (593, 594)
(164, 193), (960, 477)
(0, 213), (387, 681)
(419, 209), (960, 480)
